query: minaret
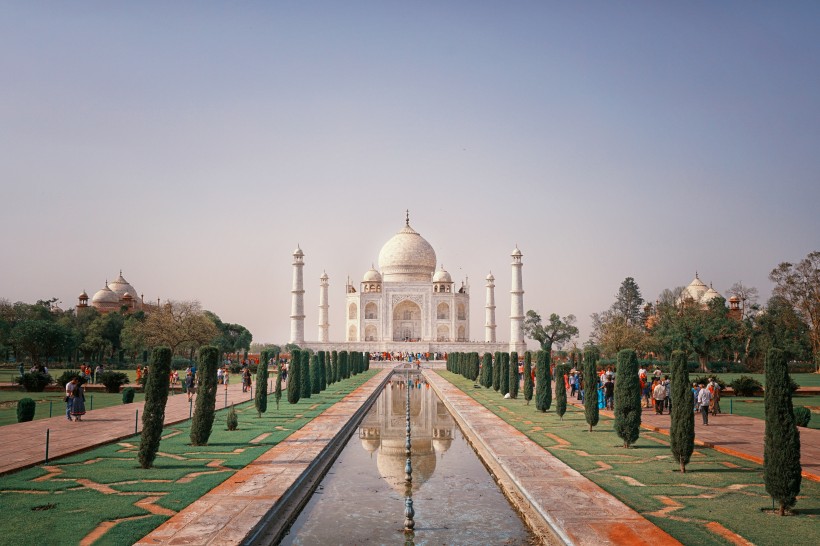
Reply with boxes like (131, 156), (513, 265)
(509, 246), (525, 352)
(485, 272), (496, 342)
(289, 245), (305, 345)
(318, 271), (329, 343)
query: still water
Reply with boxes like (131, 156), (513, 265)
(281, 374), (535, 545)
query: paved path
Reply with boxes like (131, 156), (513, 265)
(425, 371), (680, 546)
(565, 395), (820, 482)
(0, 381), (256, 476)
(136, 369), (391, 546)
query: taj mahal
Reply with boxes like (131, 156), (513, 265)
(289, 213), (526, 355)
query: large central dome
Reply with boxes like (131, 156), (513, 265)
(377, 220), (437, 282)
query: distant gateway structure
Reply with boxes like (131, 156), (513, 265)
(289, 213), (526, 354)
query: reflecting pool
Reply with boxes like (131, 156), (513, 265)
(281, 373), (534, 545)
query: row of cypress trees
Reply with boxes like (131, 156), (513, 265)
(285, 349), (370, 405)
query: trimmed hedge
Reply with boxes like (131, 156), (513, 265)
(17, 398), (36, 422)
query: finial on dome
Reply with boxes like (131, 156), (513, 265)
(696, 271), (699, 278)
(405, 209), (410, 226)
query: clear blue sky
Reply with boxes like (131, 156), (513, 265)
(2, 2), (818, 347)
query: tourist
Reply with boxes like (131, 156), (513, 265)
(185, 370), (196, 402)
(692, 382), (700, 413)
(65, 376), (79, 421)
(242, 367), (252, 392)
(652, 379), (666, 415)
(94, 364), (104, 384)
(640, 372), (651, 408)
(663, 376), (671, 412)
(697, 383), (712, 425)
(603, 378), (614, 410)
(71, 378), (87, 421)
(709, 378), (722, 416)
(217, 367), (225, 385)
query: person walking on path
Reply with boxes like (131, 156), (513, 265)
(185, 370), (196, 403)
(242, 367), (251, 393)
(70, 379), (87, 421)
(697, 382), (712, 425)
(65, 376), (79, 421)
(652, 379), (667, 415)
(709, 378), (721, 416)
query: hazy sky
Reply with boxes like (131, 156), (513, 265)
(2, 2), (819, 348)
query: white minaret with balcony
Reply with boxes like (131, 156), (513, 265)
(509, 246), (526, 353)
(289, 245), (305, 345)
(318, 271), (329, 343)
(485, 272), (497, 342)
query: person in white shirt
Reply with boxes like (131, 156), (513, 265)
(697, 383), (712, 425)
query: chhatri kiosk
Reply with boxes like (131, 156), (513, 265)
(290, 213), (526, 356)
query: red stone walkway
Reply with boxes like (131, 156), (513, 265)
(425, 371), (680, 546)
(566, 395), (820, 482)
(0, 381), (255, 475)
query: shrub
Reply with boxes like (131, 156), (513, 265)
(56, 369), (82, 387)
(693, 375), (726, 390)
(15, 372), (53, 392)
(98, 371), (130, 393)
(535, 350), (551, 411)
(122, 387), (136, 404)
(228, 362), (242, 374)
(17, 398), (36, 422)
(793, 407), (811, 428)
(138, 347), (172, 469)
(190, 346), (219, 446)
(226, 405), (238, 431)
(729, 376), (763, 397)
(171, 357), (194, 370)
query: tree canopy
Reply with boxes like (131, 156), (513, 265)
(769, 251), (820, 371)
(522, 310), (578, 353)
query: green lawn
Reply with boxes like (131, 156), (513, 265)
(724, 394), (820, 429)
(0, 370), (378, 546)
(0, 391), (147, 426)
(0, 367), (140, 384)
(439, 371), (820, 546)
(707, 373), (820, 388)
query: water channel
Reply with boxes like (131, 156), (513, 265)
(281, 371), (535, 545)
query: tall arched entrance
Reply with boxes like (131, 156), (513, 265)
(393, 300), (422, 341)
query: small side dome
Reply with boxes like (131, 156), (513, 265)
(79, 290), (88, 299)
(363, 266), (382, 282)
(432, 266), (452, 283)
(486, 272), (495, 282)
(701, 286), (721, 304)
(320, 271), (329, 281)
(511, 245), (523, 257)
(293, 245), (304, 257)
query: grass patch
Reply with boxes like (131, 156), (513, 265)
(726, 395), (820, 429)
(0, 370), (378, 545)
(440, 371), (820, 546)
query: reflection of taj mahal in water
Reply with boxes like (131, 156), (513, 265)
(289, 212), (526, 354)
(358, 377), (455, 493)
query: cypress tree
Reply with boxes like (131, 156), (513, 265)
(492, 352), (501, 391)
(310, 354), (321, 394)
(614, 349), (641, 448)
(318, 351), (327, 391)
(555, 364), (567, 420)
(472, 353), (480, 381)
(500, 353), (510, 395)
(287, 349), (301, 404)
(138, 347), (172, 468)
(274, 363), (283, 410)
(509, 351), (519, 398)
(535, 350), (551, 411)
(583, 347), (600, 432)
(364, 352), (370, 371)
(340, 351), (349, 379)
(353, 352), (361, 375)
(764, 348), (802, 515)
(301, 351), (312, 399)
(481, 352), (493, 387)
(332, 350), (339, 384)
(254, 350), (269, 417)
(191, 346), (219, 445)
(523, 352), (533, 405)
(669, 350), (694, 472)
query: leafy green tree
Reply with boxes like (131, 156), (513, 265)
(764, 348), (802, 515)
(301, 350), (312, 399)
(535, 351), (551, 411)
(255, 350), (269, 417)
(769, 251), (820, 372)
(190, 346), (219, 446)
(583, 347), (600, 432)
(753, 296), (813, 363)
(287, 349), (301, 404)
(614, 349), (641, 448)
(613, 277), (645, 327)
(555, 364), (567, 420)
(523, 310), (579, 354)
(653, 296), (740, 372)
(138, 347), (172, 468)
(9, 319), (73, 364)
(523, 352), (533, 404)
(509, 352), (519, 398)
(669, 350), (694, 472)
(590, 310), (648, 358)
